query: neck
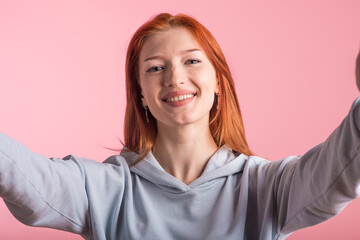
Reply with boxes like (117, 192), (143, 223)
(153, 121), (218, 185)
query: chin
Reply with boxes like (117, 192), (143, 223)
(171, 114), (210, 128)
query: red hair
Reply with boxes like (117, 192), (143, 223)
(124, 13), (252, 163)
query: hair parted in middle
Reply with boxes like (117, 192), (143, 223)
(124, 13), (252, 163)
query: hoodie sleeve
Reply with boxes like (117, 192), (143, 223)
(0, 132), (90, 236)
(272, 97), (360, 237)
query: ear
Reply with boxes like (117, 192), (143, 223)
(141, 98), (148, 108)
(141, 91), (148, 107)
(215, 81), (220, 94)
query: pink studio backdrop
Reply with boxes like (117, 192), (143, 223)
(0, 1), (359, 239)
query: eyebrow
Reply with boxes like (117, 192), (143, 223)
(180, 48), (201, 54)
(143, 48), (202, 62)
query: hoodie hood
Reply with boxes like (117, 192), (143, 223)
(120, 145), (247, 193)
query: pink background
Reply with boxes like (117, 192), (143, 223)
(0, 0), (360, 239)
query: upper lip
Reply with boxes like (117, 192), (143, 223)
(161, 90), (197, 101)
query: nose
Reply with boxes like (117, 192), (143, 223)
(164, 64), (185, 87)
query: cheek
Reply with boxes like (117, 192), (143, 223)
(140, 76), (153, 93)
(140, 81), (160, 107)
(197, 66), (217, 91)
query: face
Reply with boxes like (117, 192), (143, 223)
(138, 27), (219, 128)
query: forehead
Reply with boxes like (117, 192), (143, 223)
(139, 27), (202, 59)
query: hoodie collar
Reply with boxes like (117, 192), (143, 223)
(120, 145), (247, 193)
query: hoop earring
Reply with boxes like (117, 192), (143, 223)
(144, 106), (149, 123)
(216, 93), (220, 109)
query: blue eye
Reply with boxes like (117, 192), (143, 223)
(186, 59), (201, 64)
(146, 66), (164, 73)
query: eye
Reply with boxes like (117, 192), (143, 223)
(146, 66), (164, 73)
(185, 59), (201, 65)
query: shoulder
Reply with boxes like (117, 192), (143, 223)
(242, 154), (301, 180)
(59, 154), (132, 179)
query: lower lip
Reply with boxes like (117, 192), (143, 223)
(163, 96), (196, 107)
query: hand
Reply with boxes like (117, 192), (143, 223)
(356, 49), (360, 91)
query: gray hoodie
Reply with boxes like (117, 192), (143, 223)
(1, 98), (360, 240)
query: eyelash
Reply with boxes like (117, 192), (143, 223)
(146, 59), (201, 73)
(146, 66), (164, 73)
(185, 59), (201, 64)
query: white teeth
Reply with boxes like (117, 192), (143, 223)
(166, 94), (195, 102)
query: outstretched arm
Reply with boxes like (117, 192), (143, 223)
(273, 50), (360, 237)
(0, 133), (90, 236)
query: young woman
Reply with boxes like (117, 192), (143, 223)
(1, 13), (360, 240)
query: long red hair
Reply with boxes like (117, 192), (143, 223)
(124, 13), (252, 163)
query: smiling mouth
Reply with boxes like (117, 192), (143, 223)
(162, 93), (197, 102)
